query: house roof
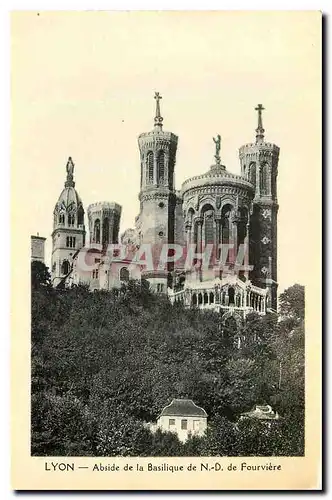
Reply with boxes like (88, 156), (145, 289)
(159, 399), (207, 418)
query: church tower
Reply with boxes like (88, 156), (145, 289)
(136, 93), (178, 292)
(239, 105), (279, 311)
(51, 157), (86, 286)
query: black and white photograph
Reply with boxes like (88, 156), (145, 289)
(10, 9), (321, 490)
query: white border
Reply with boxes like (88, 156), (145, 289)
(2, 1), (328, 498)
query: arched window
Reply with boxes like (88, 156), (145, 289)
(77, 205), (84, 225)
(102, 217), (109, 245)
(192, 293), (197, 306)
(260, 163), (270, 195)
(94, 219), (101, 243)
(168, 162), (174, 189)
(201, 204), (214, 247)
(187, 208), (194, 222)
(68, 214), (75, 226)
(228, 286), (235, 305)
(157, 151), (165, 184)
(120, 267), (130, 282)
(59, 214), (65, 224)
(249, 162), (256, 185)
(204, 211), (214, 246)
(221, 204), (233, 245)
(147, 151), (154, 184)
(61, 260), (70, 275)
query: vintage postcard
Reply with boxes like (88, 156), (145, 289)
(11, 10), (322, 490)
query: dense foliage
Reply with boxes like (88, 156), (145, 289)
(31, 261), (305, 456)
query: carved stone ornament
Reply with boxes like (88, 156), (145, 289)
(262, 208), (271, 220)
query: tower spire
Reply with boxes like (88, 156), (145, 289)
(255, 104), (265, 144)
(154, 92), (163, 129)
(65, 156), (75, 188)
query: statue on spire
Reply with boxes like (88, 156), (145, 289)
(66, 157), (74, 177)
(154, 92), (164, 129)
(65, 157), (75, 187)
(213, 134), (221, 164)
(255, 104), (265, 143)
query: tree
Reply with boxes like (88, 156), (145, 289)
(31, 280), (305, 457)
(279, 284), (305, 325)
(31, 261), (51, 290)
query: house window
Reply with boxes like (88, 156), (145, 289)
(193, 420), (200, 431)
(169, 419), (175, 427)
(59, 214), (65, 224)
(95, 258), (101, 263)
(181, 419), (188, 430)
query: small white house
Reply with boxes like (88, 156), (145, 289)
(156, 399), (208, 442)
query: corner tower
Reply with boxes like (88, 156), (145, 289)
(51, 157), (86, 286)
(87, 202), (122, 248)
(136, 93), (178, 292)
(239, 105), (279, 311)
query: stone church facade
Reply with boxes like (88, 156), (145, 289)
(51, 94), (279, 321)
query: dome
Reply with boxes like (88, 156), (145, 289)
(53, 157), (85, 229)
(55, 186), (83, 212)
(182, 164), (255, 195)
(53, 157), (83, 214)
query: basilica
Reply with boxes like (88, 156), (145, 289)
(51, 94), (279, 322)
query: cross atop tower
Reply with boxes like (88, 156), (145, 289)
(255, 104), (265, 144)
(154, 92), (164, 129)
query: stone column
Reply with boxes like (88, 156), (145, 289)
(185, 223), (192, 248)
(215, 217), (221, 261)
(244, 222), (250, 280)
(196, 218), (203, 254)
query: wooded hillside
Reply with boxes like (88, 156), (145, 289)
(31, 262), (305, 456)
